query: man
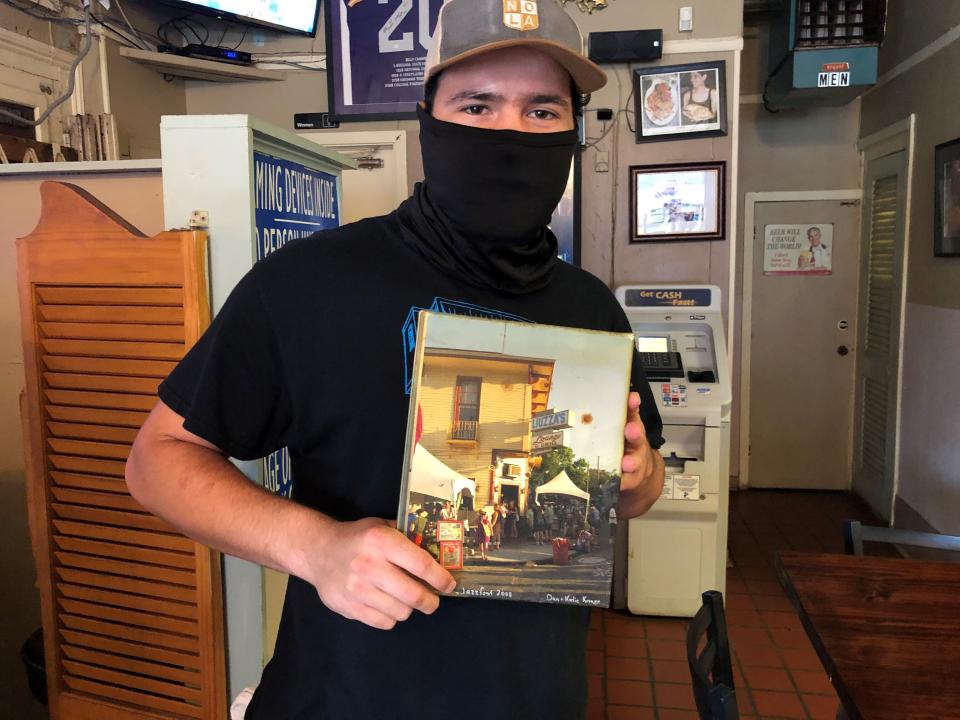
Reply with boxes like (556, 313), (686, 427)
(126, 2), (665, 718)
(806, 226), (831, 270)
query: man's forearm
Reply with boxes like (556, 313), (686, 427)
(618, 448), (665, 519)
(126, 430), (326, 582)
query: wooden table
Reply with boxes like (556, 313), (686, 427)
(776, 551), (960, 720)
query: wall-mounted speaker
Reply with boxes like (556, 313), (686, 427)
(588, 29), (663, 64)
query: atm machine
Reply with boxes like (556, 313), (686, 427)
(614, 285), (732, 617)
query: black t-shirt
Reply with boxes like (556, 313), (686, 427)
(159, 210), (663, 720)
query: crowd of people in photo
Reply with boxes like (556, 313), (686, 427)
(406, 494), (616, 563)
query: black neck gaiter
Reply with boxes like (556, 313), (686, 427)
(396, 106), (578, 295)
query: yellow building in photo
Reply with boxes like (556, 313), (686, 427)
(417, 350), (554, 509)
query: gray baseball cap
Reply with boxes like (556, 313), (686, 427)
(425, 0), (607, 93)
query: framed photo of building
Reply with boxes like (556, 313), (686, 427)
(398, 312), (634, 606)
(630, 162), (726, 243)
(633, 60), (727, 143)
(935, 137), (960, 257)
(324, 0), (446, 121)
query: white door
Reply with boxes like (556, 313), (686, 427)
(299, 130), (409, 224)
(748, 199), (861, 489)
(852, 151), (907, 522)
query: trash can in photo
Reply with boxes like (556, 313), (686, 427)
(552, 537), (570, 565)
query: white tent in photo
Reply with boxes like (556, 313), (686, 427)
(535, 470), (590, 504)
(409, 444), (476, 503)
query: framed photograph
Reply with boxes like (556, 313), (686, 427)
(437, 520), (464, 542)
(398, 312), (634, 606)
(438, 541), (464, 571)
(633, 60), (727, 143)
(630, 162), (726, 243)
(324, 0), (445, 121)
(935, 137), (960, 257)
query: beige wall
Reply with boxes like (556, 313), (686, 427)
(860, 14), (960, 533)
(0, 170), (164, 720)
(877, 0), (960, 74)
(0, 6), (77, 51)
(862, 39), (960, 311)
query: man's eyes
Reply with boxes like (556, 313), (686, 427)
(529, 109), (560, 120)
(462, 104), (489, 115)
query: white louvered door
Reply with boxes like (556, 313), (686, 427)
(852, 151), (907, 522)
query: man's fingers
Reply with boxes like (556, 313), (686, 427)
(380, 529), (456, 594)
(372, 563), (442, 616)
(350, 578), (418, 623)
(350, 603), (401, 631)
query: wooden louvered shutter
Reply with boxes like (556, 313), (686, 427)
(17, 181), (226, 720)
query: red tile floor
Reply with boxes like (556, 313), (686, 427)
(587, 489), (890, 720)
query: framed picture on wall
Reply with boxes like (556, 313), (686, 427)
(630, 161), (726, 243)
(934, 137), (960, 257)
(633, 60), (727, 143)
(325, 0), (446, 121)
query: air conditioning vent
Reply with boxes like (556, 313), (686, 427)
(502, 463), (521, 478)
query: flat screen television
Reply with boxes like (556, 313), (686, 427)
(163, 1), (320, 36)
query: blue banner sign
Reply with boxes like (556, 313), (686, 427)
(253, 151), (341, 497)
(624, 288), (713, 308)
(254, 151), (340, 261)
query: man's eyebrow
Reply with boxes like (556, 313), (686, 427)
(445, 89), (507, 103)
(442, 90), (570, 107)
(524, 93), (570, 107)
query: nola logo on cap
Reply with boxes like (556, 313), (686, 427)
(503, 0), (539, 31)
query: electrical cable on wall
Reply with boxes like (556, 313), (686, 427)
(0, 3), (93, 126)
(113, 0), (148, 50)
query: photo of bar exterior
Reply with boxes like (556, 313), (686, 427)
(398, 312), (633, 606)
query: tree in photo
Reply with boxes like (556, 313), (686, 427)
(529, 447), (591, 492)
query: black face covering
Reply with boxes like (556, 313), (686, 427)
(395, 106), (578, 295)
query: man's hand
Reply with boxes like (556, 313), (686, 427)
(127, 401), (456, 635)
(300, 517), (456, 631)
(618, 391), (665, 519)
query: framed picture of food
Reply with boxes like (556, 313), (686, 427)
(934, 137), (960, 257)
(629, 162), (726, 243)
(633, 61), (727, 143)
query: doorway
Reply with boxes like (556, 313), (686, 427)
(741, 191), (862, 489)
(298, 129), (408, 223)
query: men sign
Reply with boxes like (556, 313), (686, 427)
(817, 71), (850, 88)
(818, 62), (851, 89)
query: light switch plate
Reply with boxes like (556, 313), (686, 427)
(595, 150), (610, 173)
(680, 6), (694, 32)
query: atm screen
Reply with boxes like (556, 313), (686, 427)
(636, 336), (669, 353)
